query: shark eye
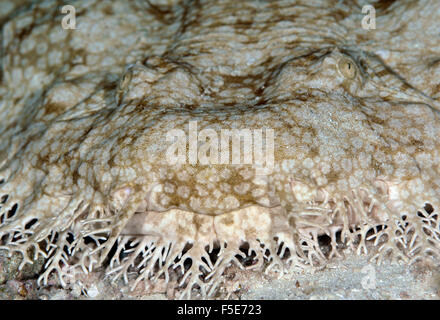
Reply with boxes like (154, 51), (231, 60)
(338, 58), (357, 79)
(118, 69), (133, 92)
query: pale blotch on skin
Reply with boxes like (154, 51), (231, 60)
(0, 0), (440, 299)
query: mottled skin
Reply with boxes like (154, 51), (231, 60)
(0, 0), (439, 298)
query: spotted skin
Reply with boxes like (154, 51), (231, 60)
(0, 0), (439, 298)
